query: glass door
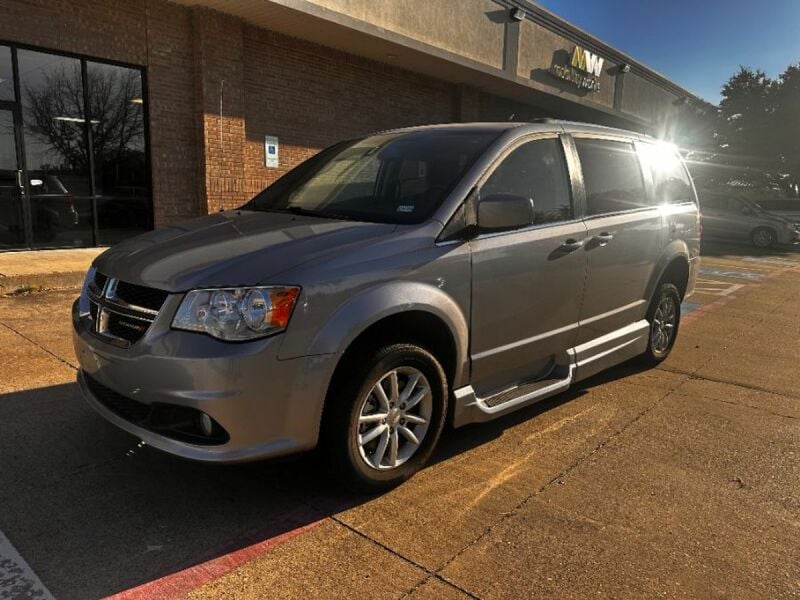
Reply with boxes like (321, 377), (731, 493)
(0, 107), (26, 249)
(0, 43), (151, 251)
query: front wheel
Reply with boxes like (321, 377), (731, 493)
(751, 227), (776, 249)
(639, 282), (681, 367)
(322, 343), (448, 493)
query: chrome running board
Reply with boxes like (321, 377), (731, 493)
(452, 319), (649, 427)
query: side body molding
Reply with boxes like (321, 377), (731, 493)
(305, 282), (471, 388)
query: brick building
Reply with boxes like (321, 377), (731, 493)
(0, 0), (707, 251)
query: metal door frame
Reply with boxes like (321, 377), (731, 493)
(0, 48), (33, 248)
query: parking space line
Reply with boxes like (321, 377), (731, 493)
(0, 529), (54, 600)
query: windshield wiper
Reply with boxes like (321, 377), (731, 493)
(282, 205), (358, 221)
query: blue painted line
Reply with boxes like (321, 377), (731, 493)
(742, 256), (795, 266)
(681, 302), (702, 316)
(699, 267), (765, 281)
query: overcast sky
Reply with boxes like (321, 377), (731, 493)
(535, 0), (800, 104)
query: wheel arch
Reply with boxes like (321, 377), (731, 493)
(309, 282), (469, 390)
(646, 245), (691, 302)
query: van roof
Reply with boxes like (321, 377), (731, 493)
(379, 119), (652, 141)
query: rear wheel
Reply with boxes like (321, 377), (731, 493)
(751, 227), (776, 249)
(322, 343), (448, 493)
(640, 282), (681, 366)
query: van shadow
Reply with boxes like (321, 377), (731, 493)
(0, 382), (356, 599)
(431, 358), (650, 466)
(0, 359), (648, 598)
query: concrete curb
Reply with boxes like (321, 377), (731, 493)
(0, 271), (86, 294)
(0, 247), (103, 295)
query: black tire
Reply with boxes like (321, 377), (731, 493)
(322, 343), (448, 493)
(750, 227), (776, 249)
(639, 282), (681, 367)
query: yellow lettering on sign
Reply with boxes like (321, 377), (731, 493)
(571, 46), (586, 71)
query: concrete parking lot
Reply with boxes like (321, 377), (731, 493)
(1, 242), (798, 599)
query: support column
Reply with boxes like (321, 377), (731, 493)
(191, 7), (248, 214)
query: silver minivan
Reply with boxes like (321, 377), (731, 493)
(73, 121), (700, 491)
(699, 192), (800, 248)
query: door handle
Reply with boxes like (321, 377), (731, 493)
(594, 232), (614, 245)
(559, 238), (584, 251)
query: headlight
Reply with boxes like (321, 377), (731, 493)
(172, 286), (300, 341)
(786, 222), (797, 231)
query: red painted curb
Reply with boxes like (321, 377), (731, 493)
(107, 516), (325, 600)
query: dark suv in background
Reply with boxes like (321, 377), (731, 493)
(73, 120), (700, 491)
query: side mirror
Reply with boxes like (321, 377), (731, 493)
(741, 207), (754, 216)
(477, 194), (533, 232)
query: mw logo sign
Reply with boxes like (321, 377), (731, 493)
(571, 45), (604, 77)
(548, 45), (605, 93)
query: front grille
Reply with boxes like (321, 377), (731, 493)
(88, 272), (170, 347)
(106, 311), (151, 343)
(115, 280), (169, 312)
(83, 373), (229, 445)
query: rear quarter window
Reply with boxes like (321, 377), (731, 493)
(574, 138), (647, 215)
(638, 143), (695, 205)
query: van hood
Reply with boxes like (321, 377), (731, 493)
(94, 210), (396, 291)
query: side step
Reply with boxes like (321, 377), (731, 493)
(451, 319), (651, 428)
(484, 365), (571, 407)
(452, 364), (574, 426)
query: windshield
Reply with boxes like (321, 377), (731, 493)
(246, 130), (498, 224)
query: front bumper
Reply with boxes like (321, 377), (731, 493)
(776, 226), (800, 245)
(72, 299), (339, 463)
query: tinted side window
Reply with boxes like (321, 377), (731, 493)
(575, 138), (646, 215)
(639, 143), (694, 205)
(481, 138), (572, 226)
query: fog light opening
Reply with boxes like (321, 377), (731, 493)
(199, 412), (214, 436)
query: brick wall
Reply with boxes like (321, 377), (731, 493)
(0, 0), (483, 228)
(146, 0), (201, 226)
(236, 26), (459, 209)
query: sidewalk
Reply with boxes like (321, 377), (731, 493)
(0, 248), (105, 294)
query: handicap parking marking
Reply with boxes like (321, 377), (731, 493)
(0, 529), (54, 599)
(699, 266), (766, 281)
(742, 256), (800, 266)
(680, 301), (702, 316)
(693, 278), (746, 297)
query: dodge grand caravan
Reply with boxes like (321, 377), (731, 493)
(73, 121), (700, 491)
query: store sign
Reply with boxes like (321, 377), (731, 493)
(265, 135), (279, 168)
(549, 45), (604, 93)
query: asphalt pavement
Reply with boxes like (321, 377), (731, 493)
(0, 241), (798, 599)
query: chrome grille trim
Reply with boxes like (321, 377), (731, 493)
(87, 273), (167, 347)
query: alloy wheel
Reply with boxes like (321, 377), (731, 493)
(355, 366), (432, 470)
(651, 295), (677, 356)
(752, 229), (774, 248)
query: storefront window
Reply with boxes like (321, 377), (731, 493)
(0, 46), (13, 101)
(1, 45), (151, 250)
(18, 50), (93, 246)
(86, 61), (149, 245)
